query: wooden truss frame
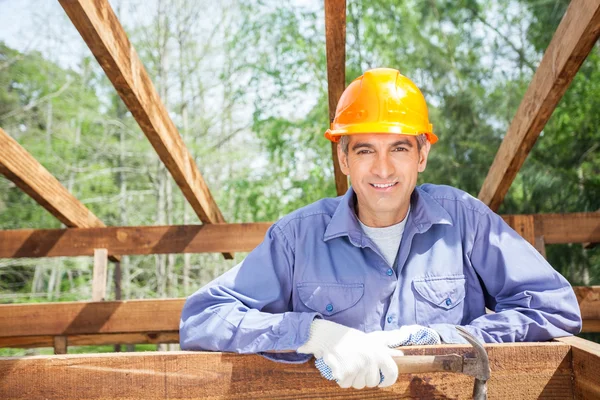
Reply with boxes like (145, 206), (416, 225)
(1, 0), (600, 398)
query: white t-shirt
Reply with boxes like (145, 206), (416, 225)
(357, 207), (410, 267)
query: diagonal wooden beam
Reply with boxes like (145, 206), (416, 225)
(324, 0), (348, 196)
(478, 0), (600, 211)
(58, 0), (232, 259)
(0, 128), (119, 262)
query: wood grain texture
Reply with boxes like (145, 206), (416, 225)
(555, 336), (600, 399)
(0, 342), (574, 399)
(478, 0), (600, 211)
(0, 128), (120, 262)
(0, 332), (179, 349)
(91, 248), (108, 301)
(1, 290), (598, 348)
(502, 212), (600, 244)
(1, 212), (596, 259)
(0, 223), (271, 258)
(53, 336), (67, 355)
(0, 299), (184, 338)
(324, 0), (348, 196)
(57, 0), (231, 259)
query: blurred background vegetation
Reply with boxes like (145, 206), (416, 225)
(0, 0), (598, 354)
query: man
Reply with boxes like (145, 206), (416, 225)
(179, 68), (581, 389)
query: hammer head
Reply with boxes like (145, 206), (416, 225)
(455, 326), (491, 381)
(456, 326), (490, 400)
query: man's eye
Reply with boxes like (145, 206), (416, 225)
(393, 147), (408, 152)
(357, 150), (372, 155)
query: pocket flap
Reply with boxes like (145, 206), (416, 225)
(297, 283), (364, 316)
(413, 275), (466, 310)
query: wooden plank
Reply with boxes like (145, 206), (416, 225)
(0, 223), (271, 258)
(502, 212), (600, 244)
(0, 342), (574, 399)
(582, 208), (600, 249)
(0, 128), (119, 262)
(53, 336), (67, 355)
(0, 299), (183, 338)
(478, 0), (600, 211)
(581, 320), (600, 333)
(1, 212), (596, 260)
(324, 0), (349, 196)
(573, 286), (600, 320)
(0, 332), (179, 349)
(91, 249), (108, 301)
(555, 336), (600, 399)
(57, 0), (232, 259)
(505, 214), (536, 245)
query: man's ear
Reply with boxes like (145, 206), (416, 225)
(337, 143), (350, 176)
(417, 141), (431, 173)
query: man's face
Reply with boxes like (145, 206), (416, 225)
(338, 134), (430, 227)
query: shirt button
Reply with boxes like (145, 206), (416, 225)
(387, 316), (393, 323)
(386, 268), (393, 276)
(445, 298), (452, 306)
(326, 304), (334, 312)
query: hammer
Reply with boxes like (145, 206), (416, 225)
(392, 326), (490, 400)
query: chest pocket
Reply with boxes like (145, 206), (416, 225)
(297, 283), (364, 318)
(413, 275), (466, 325)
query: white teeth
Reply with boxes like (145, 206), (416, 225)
(372, 183), (395, 188)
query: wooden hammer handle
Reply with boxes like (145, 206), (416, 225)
(393, 354), (464, 374)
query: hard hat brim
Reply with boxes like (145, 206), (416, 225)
(325, 122), (438, 144)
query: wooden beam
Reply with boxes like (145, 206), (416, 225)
(0, 299), (183, 338)
(0, 332), (179, 349)
(57, 0), (232, 259)
(91, 249), (108, 302)
(1, 212), (596, 260)
(555, 336), (600, 399)
(583, 208), (600, 249)
(53, 336), (67, 355)
(324, 0), (348, 196)
(0, 223), (271, 258)
(1, 289), (598, 349)
(0, 342), (575, 399)
(0, 128), (119, 262)
(502, 212), (600, 244)
(478, 0), (600, 211)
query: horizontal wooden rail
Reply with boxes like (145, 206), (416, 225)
(0, 223), (271, 258)
(0, 212), (598, 259)
(1, 288), (598, 349)
(0, 342), (578, 399)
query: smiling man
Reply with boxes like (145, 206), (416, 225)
(179, 68), (581, 390)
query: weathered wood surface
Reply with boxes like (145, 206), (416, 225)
(556, 336), (600, 399)
(0, 299), (183, 338)
(478, 0), (600, 211)
(1, 289), (598, 349)
(1, 213), (597, 259)
(0, 223), (271, 258)
(91, 248), (108, 301)
(0, 342), (574, 399)
(0, 128), (119, 262)
(324, 0), (349, 196)
(574, 286), (600, 333)
(57, 0), (231, 259)
(0, 332), (179, 349)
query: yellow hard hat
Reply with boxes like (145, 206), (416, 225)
(325, 68), (438, 144)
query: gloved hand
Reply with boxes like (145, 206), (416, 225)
(367, 325), (442, 347)
(297, 319), (403, 389)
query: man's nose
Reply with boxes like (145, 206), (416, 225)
(372, 153), (395, 178)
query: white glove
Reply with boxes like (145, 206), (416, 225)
(367, 325), (441, 347)
(297, 319), (403, 389)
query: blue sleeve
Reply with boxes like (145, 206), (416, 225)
(432, 211), (582, 344)
(179, 224), (317, 361)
